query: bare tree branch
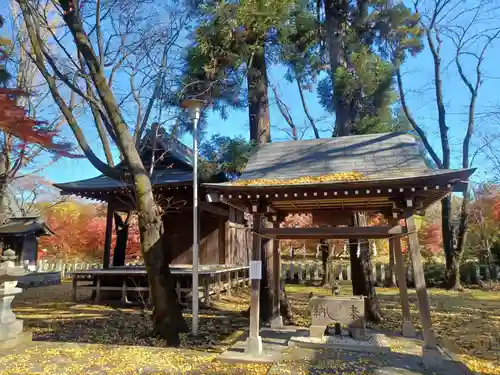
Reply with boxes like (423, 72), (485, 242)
(296, 77), (320, 139)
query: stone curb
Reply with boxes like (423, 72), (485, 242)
(288, 336), (391, 354)
(438, 346), (476, 375)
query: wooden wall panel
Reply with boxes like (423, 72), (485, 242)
(162, 206), (251, 266)
(226, 207), (251, 266)
(163, 210), (221, 265)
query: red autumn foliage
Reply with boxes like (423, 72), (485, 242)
(419, 222), (443, 255)
(492, 196), (500, 223)
(39, 201), (140, 262)
(0, 88), (83, 158)
(281, 214), (316, 251)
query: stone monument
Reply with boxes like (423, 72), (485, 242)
(309, 296), (366, 340)
(0, 249), (32, 349)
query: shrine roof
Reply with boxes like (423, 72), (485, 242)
(204, 132), (472, 189)
(53, 127), (194, 194)
(53, 169), (193, 192)
(203, 133), (475, 214)
(0, 217), (54, 237)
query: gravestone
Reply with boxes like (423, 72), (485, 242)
(309, 296), (366, 340)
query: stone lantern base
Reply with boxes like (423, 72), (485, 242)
(0, 280), (32, 349)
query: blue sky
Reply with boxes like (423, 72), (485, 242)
(45, 44), (499, 186)
(7, 3), (499, 187)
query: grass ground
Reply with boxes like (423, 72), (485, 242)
(287, 284), (500, 374)
(1, 282), (499, 374)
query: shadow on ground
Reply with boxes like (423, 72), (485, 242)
(270, 346), (479, 375)
(286, 283), (500, 363)
(13, 284), (251, 353)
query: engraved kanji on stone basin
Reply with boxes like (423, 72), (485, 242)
(309, 296), (366, 340)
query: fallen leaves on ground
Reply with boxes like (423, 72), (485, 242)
(231, 172), (364, 186)
(13, 285), (252, 353)
(0, 342), (269, 375)
(269, 348), (395, 375)
(6, 282), (500, 374)
(6, 285), (268, 374)
(286, 283), (500, 374)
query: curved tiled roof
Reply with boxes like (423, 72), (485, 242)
(54, 127), (194, 193)
(237, 132), (432, 183)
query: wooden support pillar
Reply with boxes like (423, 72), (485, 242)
(72, 275), (78, 302)
(103, 202), (114, 269)
(112, 211), (130, 267)
(246, 211), (263, 355)
(270, 219), (283, 329)
(95, 275), (102, 304)
(406, 216), (442, 368)
(20, 234), (38, 267)
(389, 219), (416, 337)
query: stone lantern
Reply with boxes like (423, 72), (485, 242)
(0, 249), (32, 349)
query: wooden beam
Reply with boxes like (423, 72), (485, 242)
(272, 219), (281, 326)
(200, 201), (229, 217)
(247, 213), (263, 354)
(259, 226), (407, 239)
(220, 198), (249, 213)
(406, 216), (439, 351)
(103, 201), (114, 269)
(389, 219), (416, 337)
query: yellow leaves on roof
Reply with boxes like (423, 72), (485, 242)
(231, 172), (364, 186)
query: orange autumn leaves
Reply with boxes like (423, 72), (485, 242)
(39, 202), (141, 262)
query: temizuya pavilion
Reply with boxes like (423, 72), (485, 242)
(203, 132), (474, 365)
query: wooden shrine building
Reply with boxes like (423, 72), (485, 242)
(203, 132), (474, 365)
(53, 127), (250, 268)
(0, 216), (54, 267)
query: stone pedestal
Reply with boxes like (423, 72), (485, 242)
(270, 315), (283, 329)
(309, 296), (366, 340)
(245, 336), (263, 355)
(402, 319), (417, 337)
(0, 250), (31, 348)
(0, 281), (24, 342)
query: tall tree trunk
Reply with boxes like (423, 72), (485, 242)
(112, 212), (130, 267)
(323, 0), (381, 321)
(386, 243), (397, 287)
(34, 3), (190, 345)
(321, 242), (329, 285)
(136, 176), (189, 344)
(248, 50), (271, 145)
(442, 194), (469, 290)
(246, 45), (293, 322)
(0, 153), (8, 224)
(260, 233), (295, 324)
(349, 213), (381, 322)
(323, 0), (350, 136)
(349, 239), (381, 322)
(279, 278), (295, 324)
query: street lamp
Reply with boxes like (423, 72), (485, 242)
(180, 98), (206, 336)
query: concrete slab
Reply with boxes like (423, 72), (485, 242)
(0, 330), (32, 350)
(18, 272), (61, 288)
(289, 329), (391, 353)
(216, 326), (305, 364)
(270, 346), (474, 375)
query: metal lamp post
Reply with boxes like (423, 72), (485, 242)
(180, 98), (205, 336)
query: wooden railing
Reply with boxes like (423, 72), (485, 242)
(34, 259), (500, 285)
